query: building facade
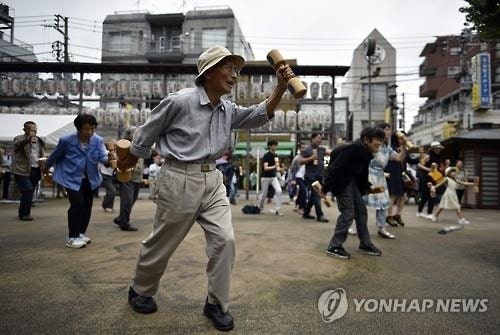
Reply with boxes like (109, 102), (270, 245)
(408, 32), (500, 146)
(341, 29), (397, 139)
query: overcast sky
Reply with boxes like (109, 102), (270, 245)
(6, 0), (468, 128)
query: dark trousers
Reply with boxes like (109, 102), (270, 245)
(456, 189), (465, 204)
(65, 178), (94, 238)
(1, 171), (11, 199)
(329, 180), (372, 249)
(418, 187), (442, 214)
(117, 181), (140, 226)
(14, 168), (41, 218)
(304, 176), (324, 218)
(101, 174), (115, 209)
(295, 177), (307, 210)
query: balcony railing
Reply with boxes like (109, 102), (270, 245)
(147, 36), (181, 53)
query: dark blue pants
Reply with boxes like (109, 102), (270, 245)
(65, 178), (94, 238)
(295, 178), (307, 210)
(304, 176), (324, 218)
(14, 168), (41, 218)
(101, 174), (116, 210)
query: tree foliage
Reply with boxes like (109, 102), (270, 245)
(459, 0), (500, 40)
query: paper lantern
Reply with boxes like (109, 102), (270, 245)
(56, 79), (68, 95)
(94, 79), (104, 96)
(0, 78), (11, 95)
(105, 79), (117, 97)
(11, 78), (22, 95)
(321, 82), (332, 100)
(152, 80), (163, 98)
(119, 79), (129, 96)
(141, 80), (152, 97)
(34, 78), (44, 95)
(82, 79), (94, 96)
(22, 78), (34, 95)
(285, 110), (297, 131)
(69, 79), (80, 95)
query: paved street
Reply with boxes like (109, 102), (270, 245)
(0, 191), (499, 334)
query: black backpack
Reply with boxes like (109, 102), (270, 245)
(242, 205), (261, 214)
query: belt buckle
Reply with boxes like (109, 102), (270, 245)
(201, 164), (211, 172)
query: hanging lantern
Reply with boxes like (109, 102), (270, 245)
(252, 82), (261, 99)
(311, 109), (322, 128)
(69, 79), (80, 95)
(297, 110), (308, 130)
(321, 82), (332, 100)
(131, 108), (140, 125)
(139, 108), (151, 125)
(285, 110), (297, 131)
(129, 79), (140, 97)
(322, 110), (332, 129)
(105, 79), (117, 97)
(119, 79), (129, 97)
(0, 78), (10, 95)
(272, 109), (285, 130)
(152, 80), (163, 98)
(96, 108), (106, 124)
(22, 78), (34, 95)
(57, 79), (68, 95)
(94, 79), (104, 96)
(82, 79), (94, 96)
(34, 78), (44, 95)
(310, 82), (320, 100)
(237, 81), (247, 101)
(141, 80), (152, 97)
(45, 79), (56, 95)
(11, 78), (22, 95)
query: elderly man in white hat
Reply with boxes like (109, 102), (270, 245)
(119, 46), (295, 331)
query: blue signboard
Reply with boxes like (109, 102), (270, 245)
(478, 53), (491, 109)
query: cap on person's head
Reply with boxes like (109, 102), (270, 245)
(195, 46), (245, 85)
(445, 166), (457, 176)
(430, 141), (444, 149)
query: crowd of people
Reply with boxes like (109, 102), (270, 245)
(2, 45), (480, 332)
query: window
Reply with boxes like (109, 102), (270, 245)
(108, 31), (132, 54)
(202, 28), (227, 49)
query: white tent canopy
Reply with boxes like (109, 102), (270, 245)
(0, 114), (76, 148)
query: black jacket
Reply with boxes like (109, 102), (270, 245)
(323, 139), (373, 196)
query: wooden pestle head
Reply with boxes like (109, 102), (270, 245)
(116, 139), (131, 160)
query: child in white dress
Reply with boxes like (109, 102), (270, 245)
(432, 167), (477, 224)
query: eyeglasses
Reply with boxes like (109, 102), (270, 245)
(221, 63), (240, 76)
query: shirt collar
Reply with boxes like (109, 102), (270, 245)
(196, 85), (224, 110)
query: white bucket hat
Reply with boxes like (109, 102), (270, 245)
(195, 46), (245, 84)
(430, 141), (444, 149)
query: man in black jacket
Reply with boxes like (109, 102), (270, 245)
(321, 127), (385, 259)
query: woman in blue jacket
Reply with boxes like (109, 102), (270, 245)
(46, 114), (114, 249)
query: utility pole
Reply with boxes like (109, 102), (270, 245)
(401, 92), (405, 131)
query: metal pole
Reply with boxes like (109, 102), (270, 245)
(368, 60), (372, 126)
(330, 75), (336, 147)
(78, 72), (83, 112)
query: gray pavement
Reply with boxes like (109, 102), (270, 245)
(0, 190), (499, 334)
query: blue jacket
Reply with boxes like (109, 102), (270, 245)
(46, 132), (108, 191)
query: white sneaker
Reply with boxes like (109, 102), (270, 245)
(66, 237), (86, 249)
(416, 212), (423, 217)
(458, 218), (470, 224)
(79, 234), (91, 244)
(348, 228), (357, 235)
(275, 210), (284, 217)
(424, 213), (436, 221)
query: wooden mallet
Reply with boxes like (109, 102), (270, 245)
(267, 49), (307, 99)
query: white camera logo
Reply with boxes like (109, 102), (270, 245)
(318, 288), (348, 322)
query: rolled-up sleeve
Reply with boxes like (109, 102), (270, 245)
(230, 100), (270, 130)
